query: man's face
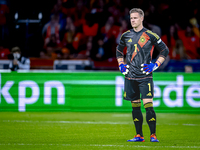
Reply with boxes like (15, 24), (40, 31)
(13, 52), (21, 59)
(130, 12), (143, 28)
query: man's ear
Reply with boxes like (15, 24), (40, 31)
(141, 16), (144, 22)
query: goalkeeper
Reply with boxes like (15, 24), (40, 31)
(116, 8), (169, 142)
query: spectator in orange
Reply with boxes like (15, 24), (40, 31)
(178, 24), (200, 59)
(189, 17), (200, 38)
(101, 16), (115, 42)
(62, 16), (76, 51)
(43, 34), (62, 59)
(72, 0), (89, 28)
(42, 14), (61, 46)
(82, 13), (99, 37)
(72, 31), (85, 52)
(62, 17), (85, 54)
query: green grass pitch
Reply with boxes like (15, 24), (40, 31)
(0, 112), (200, 150)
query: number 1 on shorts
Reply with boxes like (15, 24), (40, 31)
(148, 83), (151, 91)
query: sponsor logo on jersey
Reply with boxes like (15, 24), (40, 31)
(128, 38), (132, 42)
(147, 92), (152, 96)
(149, 118), (156, 121)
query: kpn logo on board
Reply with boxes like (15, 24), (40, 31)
(0, 80), (65, 112)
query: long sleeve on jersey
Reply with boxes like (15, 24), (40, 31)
(147, 30), (169, 59)
(116, 33), (127, 59)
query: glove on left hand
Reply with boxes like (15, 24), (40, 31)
(141, 63), (159, 75)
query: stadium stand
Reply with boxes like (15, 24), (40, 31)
(0, 0), (199, 72)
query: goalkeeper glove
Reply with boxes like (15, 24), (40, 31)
(141, 61), (161, 75)
(119, 62), (129, 75)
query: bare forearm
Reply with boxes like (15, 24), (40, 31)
(117, 58), (124, 65)
(155, 56), (165, 66)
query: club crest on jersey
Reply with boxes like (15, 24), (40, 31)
(138, 32), (150, 48)
(140, 37), (145, 43)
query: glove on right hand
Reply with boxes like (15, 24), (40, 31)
(119, 63), (129, 75)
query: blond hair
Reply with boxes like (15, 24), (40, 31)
(129, 8), (144, 17)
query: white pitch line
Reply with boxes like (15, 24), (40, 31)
(0, 143), (200, 149)
(1, 120), (200, 126)
(112, 114), (131, 117)
(183, 124), (198, 126)
(2, 120), (130, 125)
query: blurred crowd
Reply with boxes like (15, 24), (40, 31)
(0, 0), (200, 62)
